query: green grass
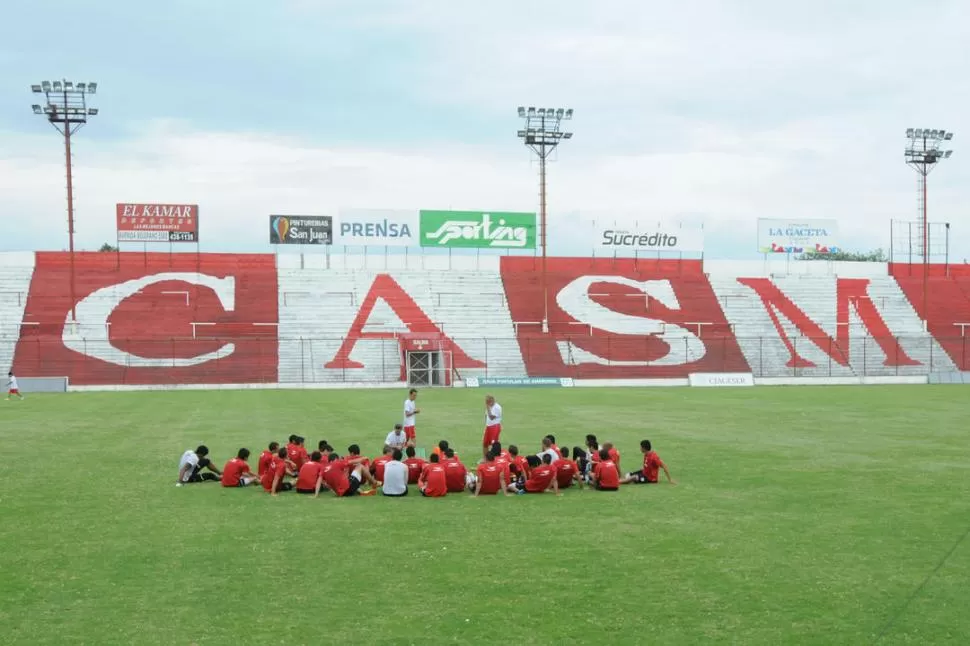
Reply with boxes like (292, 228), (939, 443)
(1, 386), (969, 645)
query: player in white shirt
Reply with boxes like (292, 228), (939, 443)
(481, 395), (503, 460)
(176, 445), (222, 485)
(402, 388), (420, 445)
(381, 449), (409, 497)
(384, 424), (409, 451)
(6, 372), (24, 400)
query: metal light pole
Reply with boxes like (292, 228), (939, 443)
(517, 106), (573, 333)
(905, 128), (953, 323)
(31, 80), (99, 324)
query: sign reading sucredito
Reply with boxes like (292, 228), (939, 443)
(419, 210), (536, 249)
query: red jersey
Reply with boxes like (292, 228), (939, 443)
(590, 449), (602, 463)
(552, 458), (578, 487)
(524, 465), (556, 493)
(322, 459), (351, 496)
(403, 457), (426, 484)
(221, 458), (252, 487)
(348, 455), (370, 469)
(551, 444), (563, 459)
(320, 452), (331, 465)
(443, 459), (468, 493)
(643, 451), (665, 483)
(493, 455), (512, 481)
(594, 460), (620, 488)
(372, 455), (393, 481)
(287, 444), (308, 469)
(475, 462), (505, 495)
(261, 457), (287, 492)
(295, 461), (322, 491)
(511, 455), (530, 478)
(420, 464), (448, 497)
(608, 448), (620, 466)
(257, 450), (273, 476)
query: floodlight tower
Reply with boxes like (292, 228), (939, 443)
(517, 106), (573, 332)
(31, 80), (99, 323)
(905, 127), (953, 322)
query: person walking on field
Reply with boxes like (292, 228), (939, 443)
(6, 372), (24, 400)
(482, 395), (503, 460)
(403, 388), (420, 446)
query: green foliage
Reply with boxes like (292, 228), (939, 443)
(798, 248), (887, 262)
(1, 387), (968, 644)
(98, 243), (119, 252)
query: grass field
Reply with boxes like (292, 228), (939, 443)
(1, 385), (969, 645)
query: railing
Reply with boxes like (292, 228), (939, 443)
(3, 334), (969, 384)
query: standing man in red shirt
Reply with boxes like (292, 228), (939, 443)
(258, 442), (279, 477)
(403, 388), (420, 446)
(418, 454), (448, 497)
(591, 449), (621, 491)
(371, 447), (395, 483)
(621, 440), (676, 485)
(472, 452), (512, 497)
(221, 448), (258, 487)
(262, 447), (293, 495)
(515, 454), (560, 495)
(295, 451), (327, 495)
(552, 447), (581, 489)
(442, 448), (468, 493)
(403, 446), (426, 484)
(482, 395), (503, 460)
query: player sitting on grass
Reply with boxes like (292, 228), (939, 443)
(403, 446), (426, 484)
(286, 436), (309, 470)
(442, 448), (467, 493)
(552, 447), (581, 489)
(347, 444), (371, 470)
(590, 449), (620, 491)
(512, 454), (560, 495)
(321, 451), (379, 497)
(418, 454), (448, 498)
(371, 447), (395, 482)
(221, 448), (258, 487)
(432, 440), (450, 460)
(602, 442), (621, 470)
(470, 451), (512, 497)
(262, 447), (293, 495)
(384, 424), (408, 452)
(620, 440), (676, 485)
(258, 442), (279, 477)
(295, 451), (327, 495)
(177, 445), (222, 485)
(544, 435), (562, 459)
(508, 445), (530, 480)
(381, 449), (409, 497)
(537, 436), (559, 464)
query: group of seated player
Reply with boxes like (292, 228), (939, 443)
(176, 429), (675, 498)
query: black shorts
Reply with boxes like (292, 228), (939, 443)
(382, 489), (408, 497)
(595, 484), (619, 491)
(342, 475), (362, 497)
(627, 470), (652, 484)
(296, 488), (315, 495)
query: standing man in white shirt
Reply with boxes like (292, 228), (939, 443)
(384, 424), (409, 452)
(403, 388), (420, 446)
(381, 449), (409, 497)
(482, 395), (503, 460)
(6, 371), (24, 400)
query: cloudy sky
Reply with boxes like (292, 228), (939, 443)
(1, 0), (968, 260)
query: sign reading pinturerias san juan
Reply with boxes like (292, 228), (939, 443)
(419, 210), (536, 249)
(269, 215), (332, 245)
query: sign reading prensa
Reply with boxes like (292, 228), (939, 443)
(420, 210), (536, 249)
(270, 215), (332, 245)
(116, 203), (199, 243)
(758, 218), (840, 254)
(335, 210), (417, 247)
(599, 226), (704, 253)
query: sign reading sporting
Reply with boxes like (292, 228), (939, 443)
(269, 215), (332, 245)
(116, 203), (199, 243)
(420, 210), (536, 249)
(757, 218), (840, 254)
(335, 210), (417, 247)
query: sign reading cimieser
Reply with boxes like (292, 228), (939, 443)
(688, 372), (755, 387)
(598, 225), (704, 254)
(269, 215), (332, 245)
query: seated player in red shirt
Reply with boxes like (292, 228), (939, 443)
(418, 454), (448, 498)
(371, 447), (395, 482)
(295, 451), (327, 496)
(621, 440), (676, 485)
(543, 435), (563, 459)
(552, 447), (582, 489)
(221, 448), (258, 487)
(602, 442), (621, 471)
(321, 452), (379, 497)
(262, 447), (293, 495)
(403, 446), (426, 484)
(515, 454), (560, 495)
(287, 436), (309, 470)
(431, 440), (450, 461)
(442, 448), (467, 493)
(508, 445), (530, 481)
(346, 444), (371, 470)
(258, 442), (279, 477)
(490, 442), (512, 479)
(590, 449), (621, 491)
(471, 451), (512, 497)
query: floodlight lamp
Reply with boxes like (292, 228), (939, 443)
(53, 81), (62, 91)
(906, 128), (914, 137)
(88, 82), (97, 94)
(528, 107), (536, 115)
(42, 81), (51, 91)
(31, 84), (42, 93)
(31, 104), (42, 114)
(945, 132), (953, 140)
(537, 108), (546, 116)
(565, 108), (574, 118)
(944, 150), (953, 158)
(517, 130), (526, 137)
(88, 108), (99, 115)
(77, 83), (86, 92)
(915, 128), (923, 137)
(546, 107), (554, 116)
(517, 106), (525, 117)
(64, 81), (74, 90)
(563, 132), (573, 139)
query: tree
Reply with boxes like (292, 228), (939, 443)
(98, 243), (119, 252)
(798, 248), (887, 262)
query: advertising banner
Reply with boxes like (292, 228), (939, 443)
(269, 215), (332, 245)
(420, 210), (536, 249)
(597, 225), (704, 253)
(688, 372), (755, 387)
(334, 209), (417, 247)
(116, 203), (198, 243)
(465, 376), (574, 387)
(758, 218), (840, 254)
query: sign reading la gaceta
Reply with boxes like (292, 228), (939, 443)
(758, 218), (840, 254)
(598, 225), (704, 253)
(335, 210), (418, 247)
